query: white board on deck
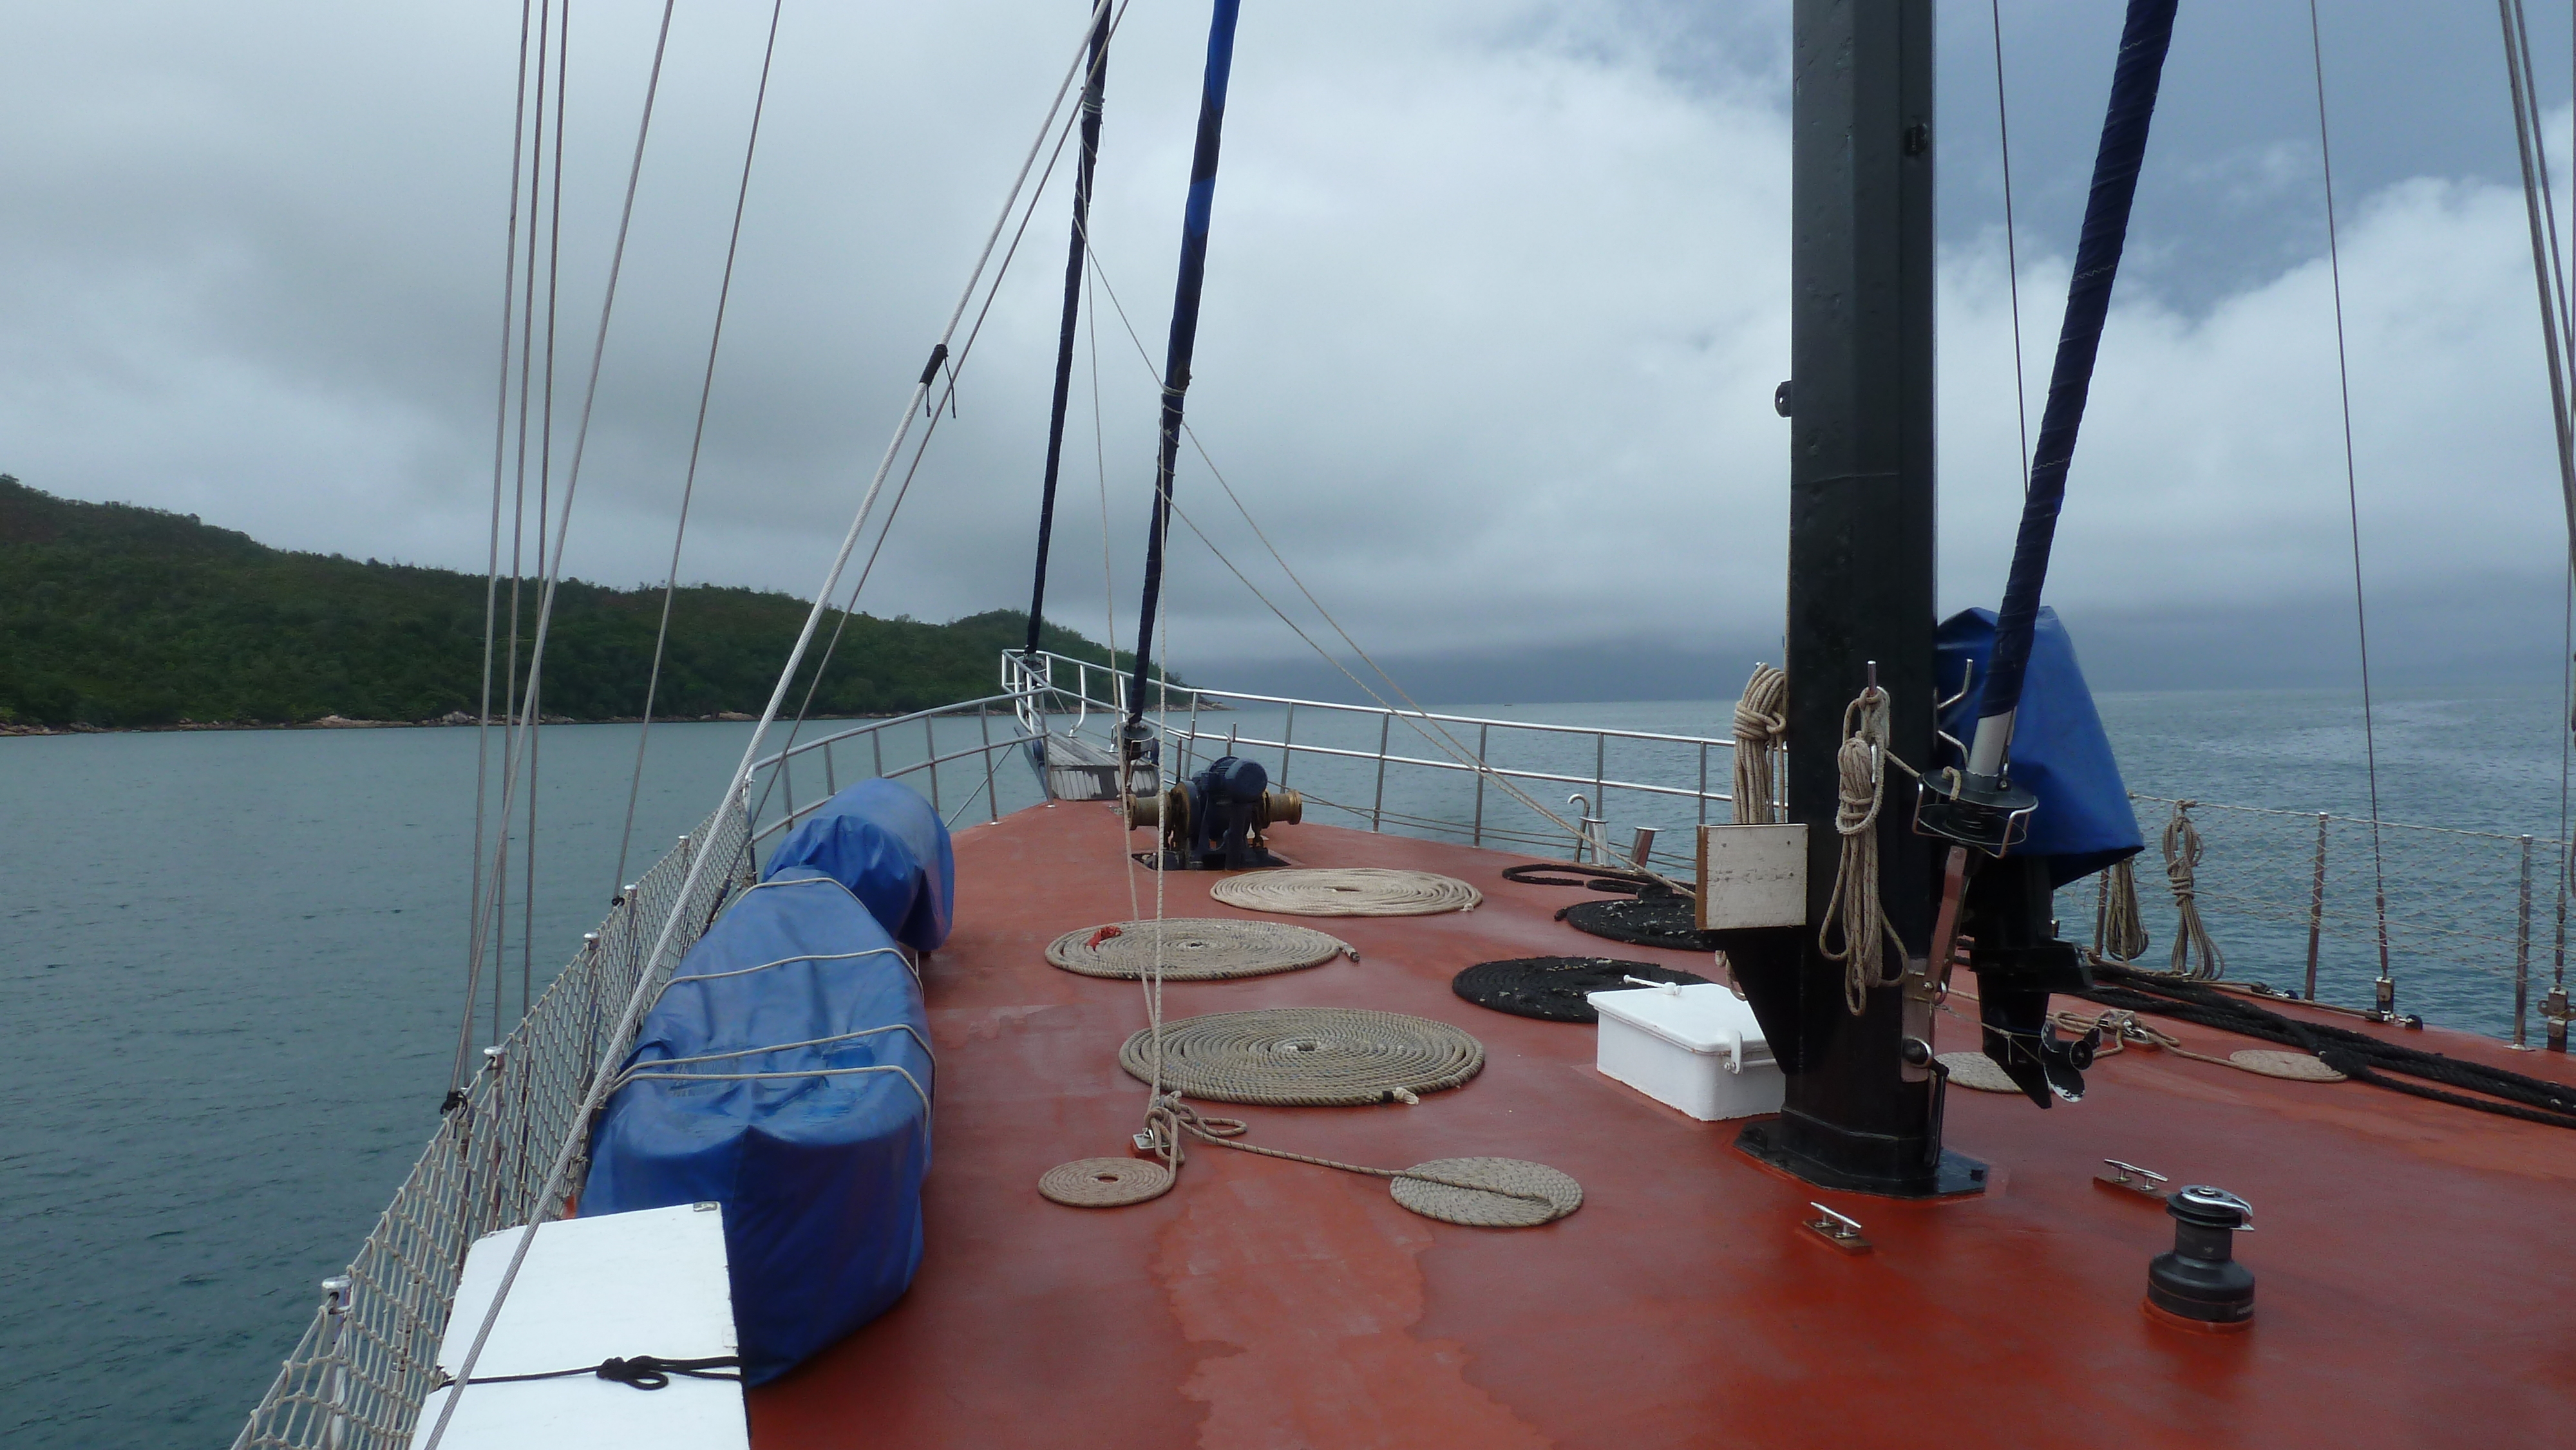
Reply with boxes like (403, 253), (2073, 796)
(408, 1201), (746, 1450)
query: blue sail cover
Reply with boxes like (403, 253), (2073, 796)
(761, 778), (955, 951)
(1936, 607), (2143, 887)
(582, 869), (935, 1384)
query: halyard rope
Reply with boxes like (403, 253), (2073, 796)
(2094, 855), (2150, 963)
(1819, 686), (1904, 1014)
(1730, 663), (1787, 825)
(2161, 801), (2225, 980)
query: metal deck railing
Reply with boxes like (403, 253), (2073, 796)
(1001, 650), (1743, 874)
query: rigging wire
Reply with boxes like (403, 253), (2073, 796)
(452, 0), (538, 1101)
(453, 0), (672, 1124)
(2305, 0), (2396, 1000)
(743, 14), (1126, 826)
(2497, 0), (2576, 989)
(526, 0), (571, 1025)
(1074, 236), (1681, 873)
(423, 14), (1125, 1443)
(455, 0), (554, 1089)
(614, 0), (788, 894)
(1989, 0), (2032, 489)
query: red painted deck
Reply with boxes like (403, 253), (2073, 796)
(750, 804), (2576, 1449)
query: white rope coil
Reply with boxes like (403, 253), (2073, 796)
(1817, 686), (1905, 1015)
(1119, 1007), (1484, 1106)
(1046, 918), (1354, 980)
(1211, 868), (1481, 918)
(2161, 802), (2226, 980)
(1731, 663), (1787, 825)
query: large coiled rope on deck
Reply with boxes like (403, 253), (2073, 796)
(2079, 963), (2576, 1129)
(1119, 1007), (1484, 1106)
(1211, 867), (1481, 917)
(1046, 918), (1353, 980)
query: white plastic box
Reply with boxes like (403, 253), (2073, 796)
(1589, 983), (1784, 1122)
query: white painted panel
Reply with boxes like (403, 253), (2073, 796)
(409, 1203), (747, 1450)
(1695, 824), (1808, 931)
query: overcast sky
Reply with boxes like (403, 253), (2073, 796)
(3, 1), (2571, 695)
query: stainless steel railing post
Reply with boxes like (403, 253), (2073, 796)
(1472, 723), (1488, 848)
(2516, 834), (2534, 1049)
(981, 704), (1000, 824)
(1280, 703), (1295, 788)
(1370, 713), (1392, 832)
(2305, 813), (2327, 1001)
(925, 716), (941, 814)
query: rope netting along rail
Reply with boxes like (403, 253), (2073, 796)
(1045, 918), (1354, 979)
(1210, 868), (1481, 917)
(1119, 1008), (1485, 1106)
(232, 805), (752, 1450)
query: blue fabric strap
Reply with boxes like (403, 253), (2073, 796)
(1974, 0), (2180, 728)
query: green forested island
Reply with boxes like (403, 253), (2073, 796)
(0, 475), (1149, 729)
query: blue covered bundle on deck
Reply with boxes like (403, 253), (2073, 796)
(583, 779), (950, 1384)
(1935, 607), (2143, 887)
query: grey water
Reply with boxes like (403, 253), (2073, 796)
(3, 686), (2567, 1447)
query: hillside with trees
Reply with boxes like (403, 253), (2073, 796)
(0, 475), (1149, 728)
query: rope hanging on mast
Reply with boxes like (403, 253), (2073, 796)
(1026, 2), (1113, 659)
(1126, 0), (1243, 731)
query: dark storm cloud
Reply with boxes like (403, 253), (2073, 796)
(1, 1), (2568, 695)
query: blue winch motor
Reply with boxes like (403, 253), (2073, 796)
(1185, 755), (1271, 870)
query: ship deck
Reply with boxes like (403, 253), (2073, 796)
(748, 802), (2576, 1449)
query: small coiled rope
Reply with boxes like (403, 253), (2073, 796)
(1731, 663), (1788, 825)
(1818, 686), (1906, 1015)
(1211, 867), (1481, 918)
(1046, 918), (1354, 980)
(2161, 801), (2226, 980)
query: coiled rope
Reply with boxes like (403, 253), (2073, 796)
(1118, 1007), (1484, 1106)
(2160, 801), (2225, 980)
(1730, 663), (1788, 825)
(1818, 686), (1906, 1014)
(1211, 867), (1481, 918)
(1046, 918), (1354, 980)
(2093, 856), (2150, 963)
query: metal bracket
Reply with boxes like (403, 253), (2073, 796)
(2094, 1158), (2169, 1202)
(1804, 1202), (1871, 1253)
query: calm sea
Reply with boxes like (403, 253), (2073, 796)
(4, 685), (2567, 1446)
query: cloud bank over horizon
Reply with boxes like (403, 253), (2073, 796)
(1, 0), (2570, 697)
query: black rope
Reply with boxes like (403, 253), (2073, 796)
(1500, 862), (1656, 894)
(1555, 888), (1718, 953)
(1454, 957), (1708, 1023)
(1026, 2), (1113, 657)
(2078, 963), (2576, 1131)
(435, 1354), (743, 1392)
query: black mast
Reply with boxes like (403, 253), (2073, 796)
(1023, 3), (1113, 659)
(1731, 0), (1980, 1196)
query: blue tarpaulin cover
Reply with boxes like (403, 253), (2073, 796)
(1937, 607), (2143, 887)
(582, 865), (935, 1384)
(761, 778), (954, 951)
